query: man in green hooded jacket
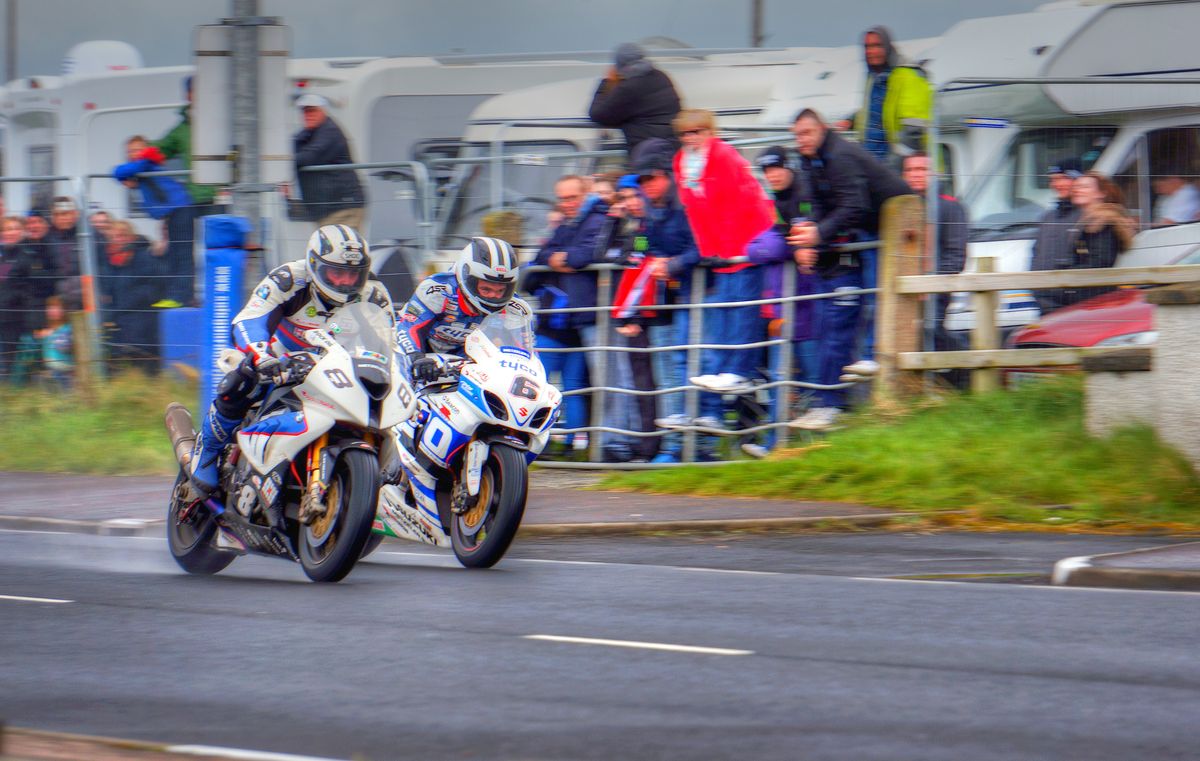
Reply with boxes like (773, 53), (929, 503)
(851, 26), (932, 170)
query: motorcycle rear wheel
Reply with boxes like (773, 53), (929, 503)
(298, 449), (380, 582)
(167, 470), (235, 575)
(451, 444), (528, 569)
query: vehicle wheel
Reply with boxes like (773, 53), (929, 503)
(299, 449), (380, 582)
(167, 469), (235, 575)
(359, 532), (385, 559)
(451, 444), (528, 569)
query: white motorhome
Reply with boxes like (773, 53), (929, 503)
(927, 0), (1200, 331)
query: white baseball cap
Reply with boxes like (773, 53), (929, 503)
(296, 93), (329, 109)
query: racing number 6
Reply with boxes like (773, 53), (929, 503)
(511, 375), (539, 401)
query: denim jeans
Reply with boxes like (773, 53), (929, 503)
(858, 243), (878, 362)
(764, 338), (819, 449)
(580, 324), (634, 458)
(649, 312), (688, 456)
(813, 268), (864, 410)
(535, 332), (589, 435)
(699, 266), (765, 419)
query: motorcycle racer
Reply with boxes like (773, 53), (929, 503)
(188, 224), (393, 493)
(396, 236), (525, 384)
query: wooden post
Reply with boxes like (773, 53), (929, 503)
(70, 311), (97, 402)
(969, 254), (1000, 393)
(874, 194), (926, 403)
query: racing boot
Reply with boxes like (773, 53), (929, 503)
(188, 405), (240, 494)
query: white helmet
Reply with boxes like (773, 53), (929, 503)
(455, 237), (518, 315)
(305, 224), (370, 306)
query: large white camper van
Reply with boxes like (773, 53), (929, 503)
(927, 0), (1200, 332)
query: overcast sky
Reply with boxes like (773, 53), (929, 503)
(5, 0), (1049, 77)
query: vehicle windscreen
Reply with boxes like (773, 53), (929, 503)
(477, 306), (535, 352)
(325, 301), (395, 361)
(966, 126), (1116, 241)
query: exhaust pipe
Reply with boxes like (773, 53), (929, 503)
(164, 403), (197, 468)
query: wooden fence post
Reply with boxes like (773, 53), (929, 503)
(70, 311), (98, 402)
(874, 194), (926, 403)
(969, 254), (1000, 393)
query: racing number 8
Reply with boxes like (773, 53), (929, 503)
(324, 368), (354, 389)
(511, 375), (539, 401)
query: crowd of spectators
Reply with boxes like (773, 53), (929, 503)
(523, 32), (1152, 460)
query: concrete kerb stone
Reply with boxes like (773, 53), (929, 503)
(0, 512), (926, 540)
(1052, 543), (1200, 592)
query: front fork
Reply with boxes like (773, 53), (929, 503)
(300, 433), (330, 524)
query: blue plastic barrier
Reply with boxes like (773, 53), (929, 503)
(200, 215), (251, 412)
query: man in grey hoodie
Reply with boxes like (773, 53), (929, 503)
(850, 26), (933, 169)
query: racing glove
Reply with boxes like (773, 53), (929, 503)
(246, 341), (283, 380)
(409, 353), (445, 383)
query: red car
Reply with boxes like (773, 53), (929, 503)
(1010, 288), (1155, 351)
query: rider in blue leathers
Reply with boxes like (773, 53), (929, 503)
(396, 237), (521, 383)
(188, 224), (392, 493)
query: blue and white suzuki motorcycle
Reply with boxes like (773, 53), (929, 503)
(374, 304), (562, 568)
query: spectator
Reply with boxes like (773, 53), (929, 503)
(153, 75), (218, 239)
(588, 43), (682, 155)
(850, 26), (933, 168)
(524, 174), (609, 454)
(100, 220), (162, 372)
(902, 151), (969, 388)
(1152, 170), (1200, 226)
(13, 295), (73, 388)
(291, 93), (366, 229)
(44, 196), (84, 312)
(0, 215), (33, 382)
(592, 175), (618, 208)
(1030, 159), (1084, 314)
(787, 109), (873, 431)
(631, 138), (710, 463)
(90, 210), (113, 242)
(673, 109), (774, 414)
(1044, 172), (1134, 312)
(114, 136), (195, 306)
(740, 146), (820, 458)
(22, 211), (56, 321)
(593, 183), (659, 462)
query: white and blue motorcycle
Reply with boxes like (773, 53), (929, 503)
(374, 304), (562, 568)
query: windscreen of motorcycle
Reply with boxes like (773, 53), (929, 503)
(326, 302), (396, 400)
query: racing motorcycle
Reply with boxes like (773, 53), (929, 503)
(374, 305), (562, 568)
(163, 301), (416, 582)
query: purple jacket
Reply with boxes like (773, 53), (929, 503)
(746, 227), (816, 342)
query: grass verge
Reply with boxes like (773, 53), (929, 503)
(598, 377), (1200, 532)
(0, 372), (191, 476)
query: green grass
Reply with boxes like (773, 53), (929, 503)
(598, 377), (1200, 531)
(0, 372), (192, 476)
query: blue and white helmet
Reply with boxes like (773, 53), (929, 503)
(305, 224), (370, 306)
(456, 237), (518, 315)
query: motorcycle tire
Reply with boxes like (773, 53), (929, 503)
(359, 532), (384, 559)
(451, 443), (528, 569)
(167, 469), (235, 575)
(298, 448), (380, 582)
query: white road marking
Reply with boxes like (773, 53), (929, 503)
(0, 594), (73, 604)
(525, 634), (753, 656)
(168, 745), (348, 761)
(379, 552), (782, 573)
(853, 576), (1200, 596)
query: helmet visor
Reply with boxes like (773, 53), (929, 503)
(315, 261), (368, 295)
(467, 274), (516, 310)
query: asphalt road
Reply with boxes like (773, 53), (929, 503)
(2, 529), (1198, 761)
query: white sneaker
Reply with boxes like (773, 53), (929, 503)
(692, 415), (724, 430)
(572, 434), (589, 451)
(695, 373), (752, 392)
(740, 443), (769, 459)
(839, 373), (870, 384)
(842, 360), (880, 377)
(789, 407), (843, 431)
(655, 413), (692, 429)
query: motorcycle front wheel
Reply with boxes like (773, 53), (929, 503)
(451, 443), (528, 569)
(167, 469), (235, 575)
(298, 448), (380, 582)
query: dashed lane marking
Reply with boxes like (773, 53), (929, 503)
(524, 634), (753, 656)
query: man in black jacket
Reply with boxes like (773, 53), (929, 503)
(588, 43), (681, 155)
(292, 94), (366, 229)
